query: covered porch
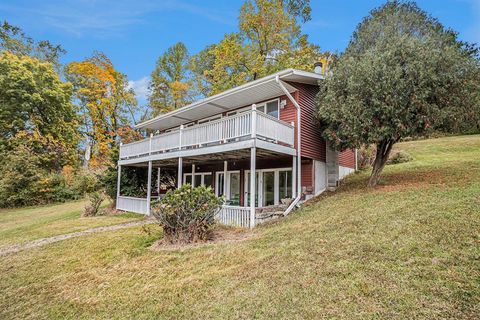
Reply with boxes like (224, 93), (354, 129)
(116, 147), (299, 228)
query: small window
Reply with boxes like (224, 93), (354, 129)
(265, 101), (279, 118)
(256, 100), (279, 119)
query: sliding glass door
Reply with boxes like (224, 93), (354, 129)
(245, 168), (292, 207)
(216, 171), (241, 206)
(262, 171), (275, 206)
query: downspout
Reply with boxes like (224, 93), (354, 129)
(276, 76), (302, 216)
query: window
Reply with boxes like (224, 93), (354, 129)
(279, 170), (292, 200)
(262, 171), (275, 206)
(183, 172), (212, 187)
(257, 99), (279, 119)
(198, 115), (222, 124)
(226, 107), (250, 117)
(215, 171), (241, 205)
(229, 172), (241, 205)
(245, 168), (292, 207)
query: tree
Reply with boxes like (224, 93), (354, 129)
(0, 21), (66, 69)
(189, 44), (217, 97)
(316, 1), (480, 187)
(193, 0), (320, 95)
(66, 52), (138, 166)
(0, 52), (79, 166)
(149, 42), (193, 114)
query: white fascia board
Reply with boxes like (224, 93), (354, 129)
(136, 69), (322, 130)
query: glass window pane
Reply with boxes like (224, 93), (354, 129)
(185, 175), (192, 185)
(229, 173), (240, 205)
(263, 171), (275, 206)
(279, 170), (292, 200)
(266, 101), (279, 118)
(246, 172), (259, 207)
(194, 175), (202, 187)
(257, 105), (265, 113)
(204, 174), (213, 187)
(217, 173), (224, 196)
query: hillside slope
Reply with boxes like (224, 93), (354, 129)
(0, 135), (479, 319)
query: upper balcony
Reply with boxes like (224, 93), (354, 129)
(119, 109), (295, 161)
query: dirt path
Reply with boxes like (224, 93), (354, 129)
(0, 220), (155, 257)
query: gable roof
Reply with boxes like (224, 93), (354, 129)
(136, 69), (323, 131)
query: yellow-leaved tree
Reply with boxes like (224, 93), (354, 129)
(66, 52), (138, 167)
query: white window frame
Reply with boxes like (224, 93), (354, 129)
(183, 172), (212, 186)
(244, 167), (292, 207)
(165, 122), (195, 133)
(198, 114), (222, 124)
(215, 170), (240, 199)
(256, 98), (280, 119)
(226, 106), (250, 117)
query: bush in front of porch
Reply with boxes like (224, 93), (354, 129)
(151, 184), (223, 244)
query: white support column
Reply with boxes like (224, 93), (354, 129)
(157, 167), (161, 194)
(191, 163), (196, 187)
(223, 160), (228, 199)
(116, 164), (122, 199)
(249, 147), (256, 229)
(177, 157), (183, 188)
(274, 170), (280, 205)
(292, 156), (297, 198)
(146, 161), (152, 215)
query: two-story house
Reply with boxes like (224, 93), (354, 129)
(116, 68), (356, 228)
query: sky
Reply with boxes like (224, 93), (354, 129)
(1, 0), (479, 104)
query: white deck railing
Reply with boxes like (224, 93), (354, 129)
(181, 112), (252, 148)
(216, 205), (251, 228)
(256, 112), (295, 146)
(116, 196), (149, 215)
(116, 198), (251, 228)
(119, 110), (294, 160)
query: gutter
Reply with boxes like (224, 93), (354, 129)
(136, 69), (323, 130)
(276, 75), (302, 216)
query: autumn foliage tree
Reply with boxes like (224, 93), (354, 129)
(192, 0), (320, 95)
(0, 52), (81, 206)
(0, 21), (65, 70)
(149, 42), (193, 114)
(316, 1), (480, 187)
(66, 52), (138, 166)
(0, 52), (79, 165)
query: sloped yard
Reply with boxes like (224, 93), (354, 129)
(0, 135), (479, 319)
(0, 200), (143, 247)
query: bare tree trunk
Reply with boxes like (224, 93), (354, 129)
(368, 139), (395, 187)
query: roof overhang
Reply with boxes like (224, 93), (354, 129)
(136, 69), (323, 131)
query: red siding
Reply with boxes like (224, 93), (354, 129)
(282, 82), (326, 162)
(339, 149), (356, 169)
(301, 158), (314, 193)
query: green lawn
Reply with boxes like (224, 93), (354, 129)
(0, 200), (143, 247)
(0, 135), (479, 319)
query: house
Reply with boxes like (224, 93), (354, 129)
(116, 68), (356, 228)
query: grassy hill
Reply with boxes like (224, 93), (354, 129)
(0, 135), (479, 319)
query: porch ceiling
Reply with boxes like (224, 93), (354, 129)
(136, 69), (322, 132)
(124, 148), (291, 168)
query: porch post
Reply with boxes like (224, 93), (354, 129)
(146, 161), (152, 215)
(191, 163), (196, 187)
(116, 164), (121, 199)
(223, 160), (228, 199)
(177, 157), (183, 188)
(292, 156), (297, 198)
(249, 147), (256, 228)
(157, 167), (161, 194)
